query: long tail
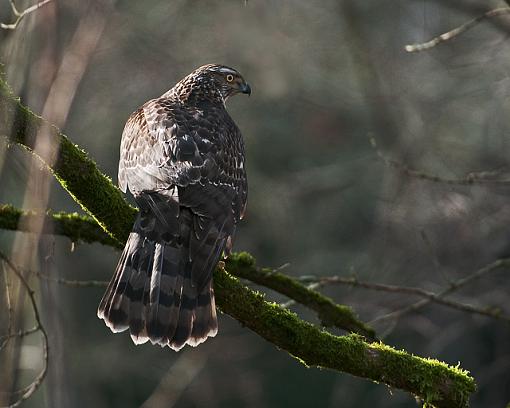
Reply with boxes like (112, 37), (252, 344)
(97, 198), (220, 350)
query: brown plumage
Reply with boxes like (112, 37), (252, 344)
(97, 64), (250, 350)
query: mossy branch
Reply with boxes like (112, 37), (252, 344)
(0, 75), (136, 243)
(0, 73), (476, 407)
(225, 253), (377, 341)
(214, 264), (475, 408)
(0, 204), (121, 248)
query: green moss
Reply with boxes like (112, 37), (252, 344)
(214, 267), (474, 407)
(52, 135), (137, 242)
(0, 204), (122, 248)
(0, 204), (22, 230)
(225, 253), (377, 340)
(364, 341), (475, 406)
(0, 73), (137, 244)
(230, 251), (256, 266)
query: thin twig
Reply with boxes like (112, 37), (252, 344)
(0, 251), (48, 408)
(1, 0), (54, 30)
(0, 327), (39, 344)
(36, 271), (107, 288)
(299, 272), (510, 323)
(8, 0), (20, 17)
(405, 7), (510, 52)
(370, 136), (510, 185)
(1, 262), (108, 288)
(0, 264), (14, 351)
(370, 258), (510, 324)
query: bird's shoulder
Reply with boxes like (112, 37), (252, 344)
(119, 96), (244, 195)
(123, 96), (239, 146)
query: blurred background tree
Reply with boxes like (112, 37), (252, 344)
(0, 0), (509, 407)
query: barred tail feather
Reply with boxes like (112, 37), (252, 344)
(97, 223), (219, 350)
(189, 283), (218, 346)
(98, 194), (223, 350)
(145, 243), (178, 344)
(168, 263), (196, 351)
(97, 233), (139, 333)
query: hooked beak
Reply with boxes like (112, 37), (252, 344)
(240, 82), (251, 96)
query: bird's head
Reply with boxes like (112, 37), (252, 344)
(175, 64), (251, 105)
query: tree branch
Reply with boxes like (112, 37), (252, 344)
(0, 71), (476, 407)
(371, 258), (510, 324)
(0, 72), (137, 243)
(0, 204), (122, 248)
(213, 262), (475, 408)
(225, 253), (377, 340)
(298, 274), (510, 323)
(0, 251), (48, 408)
(405, 7), (510, 53)
(1, 0), (54, 30)
(370, 136), (510, 186)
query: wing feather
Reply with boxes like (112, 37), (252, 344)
(118, 96), (247, 291)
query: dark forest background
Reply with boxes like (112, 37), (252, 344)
(1, 1), (509, 407)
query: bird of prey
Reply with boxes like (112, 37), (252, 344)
(97, 64), (251, 350)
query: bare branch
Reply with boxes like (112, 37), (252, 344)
(299, 270), (510, 323)
(8, 0), (20, 17)
(370, 136), (510, 185)
(0, 327), (39, 345)
(371, 258), (510, 324)
(0, 251), (48, 408)
(1, 257), (108, 288)
(405, 7), (510, 53)
(35, 271), (107, 288)
(1, 0), (54, 30)
(0, 265), (14, 351)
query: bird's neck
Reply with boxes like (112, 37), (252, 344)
(165, 77), (226, 107)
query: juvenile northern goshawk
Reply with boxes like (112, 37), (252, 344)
(97, 64), (250, 350)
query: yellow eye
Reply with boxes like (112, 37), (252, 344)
(226, 74), (234, 82)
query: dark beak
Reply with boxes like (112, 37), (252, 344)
(240, 82), (251, 96)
